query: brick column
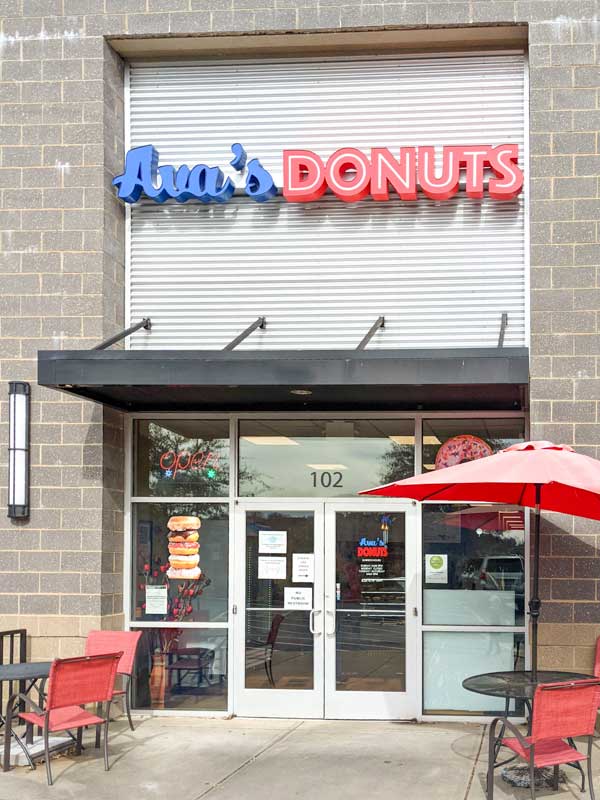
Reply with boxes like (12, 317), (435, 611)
(0, 24), (126, 659)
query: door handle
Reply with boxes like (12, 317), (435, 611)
(325, 609), (336, 636)
(309, 609), (322, 635)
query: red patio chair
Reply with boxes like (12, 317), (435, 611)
(85, 630), (142, 733)
(5, 652), (122, 786)
(594, 637), (600, 678)
(487, 679), (600, 800)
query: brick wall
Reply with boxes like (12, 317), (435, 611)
(0, 0), (599, 669)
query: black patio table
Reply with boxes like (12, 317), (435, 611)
(463, 669), (594, 718)
(463, 669), (595, 788)
(0, 661), (52, 772)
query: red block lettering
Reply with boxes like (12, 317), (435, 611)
(417, 146), (460, 201)
(370, 147), (417, 201)
(488, 144), (524, 200)
(282, 150), (326, 202)
(325, 148), (371, 202)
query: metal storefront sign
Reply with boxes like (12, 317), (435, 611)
(113, 142), (524, 205)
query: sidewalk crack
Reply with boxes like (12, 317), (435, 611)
(191, 721), (305, 800)
(463, 724), (486, 800)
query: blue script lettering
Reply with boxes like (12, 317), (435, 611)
(245, 158), (278, 202)
(358, 537), (385, 547)
(112, 143), (278, 204)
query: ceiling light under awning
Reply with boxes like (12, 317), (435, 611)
(241, 436), (300, 446)
(306, 464), (348, 470)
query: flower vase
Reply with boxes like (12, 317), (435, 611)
(150, 652), (167, 708)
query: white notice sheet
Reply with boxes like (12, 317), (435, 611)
(258, 556), (287, 580)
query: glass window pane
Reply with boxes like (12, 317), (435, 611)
(245, 610), (313, 690)
(423, 504), (526, 626)
(422, 418), (525, 472)
(245, 511), (313, 609)
(132, 628), (227, 711)
(132, 503), (228, 623)
(335, 511), (406, 691)
(244, 511), (314, 690)
(423, 631), (525, 715)
(239, 419), (415, 497)
(134, 419), (229, 497)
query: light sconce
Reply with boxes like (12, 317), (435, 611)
(8, 381), (30, 519)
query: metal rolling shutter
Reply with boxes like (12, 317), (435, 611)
(128, 53), (526, 351)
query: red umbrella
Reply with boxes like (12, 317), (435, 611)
(361, 441), (600, 678)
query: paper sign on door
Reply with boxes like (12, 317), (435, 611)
(292, 553), (314, 583)
(258, 556), (287, 580)
(145, 584), (168, 615)
(259, 531), (287, 554)
(284, 587), (313, 610)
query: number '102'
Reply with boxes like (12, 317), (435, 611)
(310, 471), (343, 488)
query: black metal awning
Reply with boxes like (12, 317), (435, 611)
(38, 347), (529, 412)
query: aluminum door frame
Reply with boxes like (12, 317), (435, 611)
(233, 499), (325, 718)
(323, 498), (421, 720)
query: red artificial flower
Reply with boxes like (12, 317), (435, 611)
(143, 564), (150, 572)
(142, 603), (146, 609)
(186, 605), (193, 614)
(153, 570), (158, 577)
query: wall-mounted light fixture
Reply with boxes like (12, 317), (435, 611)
(8, 382), (30, 519)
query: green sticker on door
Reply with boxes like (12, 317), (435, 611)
(425, 553), (448, 584)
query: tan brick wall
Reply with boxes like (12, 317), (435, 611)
(0, 0), (598, 672)
(0, 13), (126, 659)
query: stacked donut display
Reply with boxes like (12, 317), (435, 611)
(166, 515), (201, 580)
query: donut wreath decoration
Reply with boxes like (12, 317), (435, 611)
(434, 434), (494, 470)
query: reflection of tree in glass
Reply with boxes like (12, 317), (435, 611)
(146, 423), (229, 496)
(144, 424), (265, 496)
(377, 444), (415, 486)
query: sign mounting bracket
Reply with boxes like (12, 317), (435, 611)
(356, 316), (385, 350)
(223, 316), (266, 351)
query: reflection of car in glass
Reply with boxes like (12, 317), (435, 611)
(461, 556), (524, 593)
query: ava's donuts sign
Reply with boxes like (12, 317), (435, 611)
(113, 142), (524, 205)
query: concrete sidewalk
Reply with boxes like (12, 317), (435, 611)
(0, 716), (593, 800)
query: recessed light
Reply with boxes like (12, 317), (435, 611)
(290, 388), (312, 396)
(241, 436), (300, 446)
(306, 464), (348, 470)
(389, 435), (415, 445)
(423, 463), (436, 470)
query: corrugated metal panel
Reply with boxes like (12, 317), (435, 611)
(128, 54), (526, 350)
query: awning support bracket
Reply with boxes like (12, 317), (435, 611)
(223, 316), (266, 351)
(497, 312), (508, 348)
(356, 316), (385, 350)
(93, 318), (152, 351)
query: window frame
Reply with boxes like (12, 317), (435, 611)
(124, 410), (528, 719)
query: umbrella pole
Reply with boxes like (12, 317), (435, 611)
(529, 484), (542, 681)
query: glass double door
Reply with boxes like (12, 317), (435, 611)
(233, 499), (419, 719)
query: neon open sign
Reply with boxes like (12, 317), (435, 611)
(159, 449), (220, 479)
(113, 142), (524, 205)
